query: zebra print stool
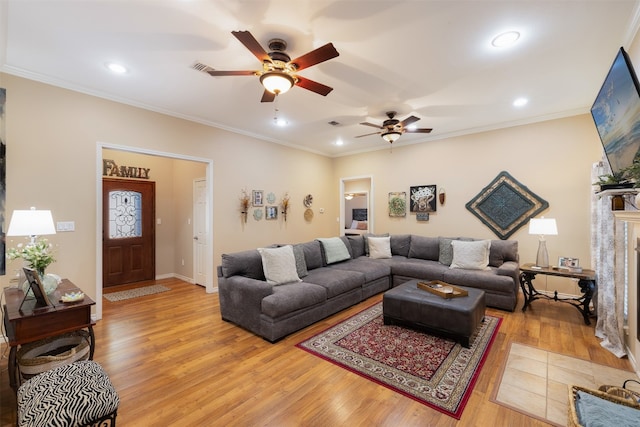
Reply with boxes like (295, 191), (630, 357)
(17, 360), (119, 427)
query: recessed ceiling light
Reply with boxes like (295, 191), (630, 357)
(275, 118), (288, 127)
(513, 97), (528, 107)
(491, 31), (520, 48)
(106, 62), (128, 74)
(335, 139), (344, 146)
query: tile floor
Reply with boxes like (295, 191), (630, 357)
(494, 342), (640, 426)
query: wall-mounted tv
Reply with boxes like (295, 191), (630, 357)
(591, 47), (640, 176)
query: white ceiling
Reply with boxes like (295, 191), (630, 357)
(1, 0), (639, 157)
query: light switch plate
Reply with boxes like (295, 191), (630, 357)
(56, 221), (75, 232)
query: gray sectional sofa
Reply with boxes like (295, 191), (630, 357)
(217, 234), (519, 342)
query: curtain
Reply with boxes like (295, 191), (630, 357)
(591, 161), (627, 358)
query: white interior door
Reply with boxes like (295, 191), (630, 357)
(193, 178), (207, 286)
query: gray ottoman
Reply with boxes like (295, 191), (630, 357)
(383, 280), (485, 347)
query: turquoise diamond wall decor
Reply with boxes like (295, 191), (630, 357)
(465, 171), (549, 240)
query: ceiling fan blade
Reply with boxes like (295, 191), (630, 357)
(359, 122), (383, 129)
(261, 90), (276, 103)
(400, 115), (421, 127)
(290, 43), (339, 71)
(295, 76), (333, 96)
(405, 128), (433, 133)
(206, 70), (256, 76)
(355, 132), (382, 138)
(231, 30), (271, 63)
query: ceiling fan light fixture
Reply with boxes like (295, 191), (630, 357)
(381, 131), (402, 144)
(260, 71), (294, 95)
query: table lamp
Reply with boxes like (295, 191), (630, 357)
(7, 207), (56, 245)
(528, 217), (557, 268)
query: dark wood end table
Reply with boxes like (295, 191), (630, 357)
(2, 279), (96, 393)
(519, 263), (597, 325)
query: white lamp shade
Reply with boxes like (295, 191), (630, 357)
(528, 217), (557, 236)
(7, 208), (56, 236)
(381, 131), (401, 143)
(260, 72), (294, 94)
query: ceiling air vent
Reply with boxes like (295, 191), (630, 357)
(191, 62), (215, 74)
(328, 120), (340, 126)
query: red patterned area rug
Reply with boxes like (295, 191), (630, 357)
(296, 302), (501, 419)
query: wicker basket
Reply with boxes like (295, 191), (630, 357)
(598, 382), (640, 406)
(17, 330), (91, 383)
(568, 385), (640, 427)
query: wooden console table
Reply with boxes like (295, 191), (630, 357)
(2, 279), (95, 393)
(519, 263), (597, 325)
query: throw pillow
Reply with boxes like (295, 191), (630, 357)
(257, 245), (302, 285)
(364, 233), (390, 256)
(368, 236), (392, 259)
(316, 237), (351, 264)
(292, 244), (308, 278)
(438, 237), (454, 265)
(450, 240), (491, 270)
(356, 221), (368, 230)
(350, 220), (359, 229)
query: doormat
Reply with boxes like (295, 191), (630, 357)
(103, 285), (170, 302)
(296, 302), (501, 419)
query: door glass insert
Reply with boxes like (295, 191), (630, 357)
(108, 190), (142, 238)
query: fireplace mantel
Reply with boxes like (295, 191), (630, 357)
(614, 211), (640, 223)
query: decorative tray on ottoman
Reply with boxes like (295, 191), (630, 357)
(417, 281), (469, 299)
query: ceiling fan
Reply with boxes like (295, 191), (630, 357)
(356, 112), (433, 144)
(194, 30), (339, 102)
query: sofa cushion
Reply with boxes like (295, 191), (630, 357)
(408, 235), (440, 261)
(488, 239), (519, 267)
(443, 267), (515, 294)
(257, 245), (302, 285)
(450, 240), (491, 270)
(261, 282), (327, 318)
(364, 233), (390, 256)
(368, 236), (392, 259)
(347, 235), (366, 258)
(317, 237), (351, 264)
(390, 234), (411, 257)
(292, 244), (308, 278)
(390, 258), (449, 281)
(303, 268), (364, 298)
(327, 257), (391, 283)
(438, 237), (454, 265)
(221, 249), (265, 280)
(299, 240), (324, 270)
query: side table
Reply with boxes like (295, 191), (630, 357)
(2, 279), (95, 393)
(519, 263), (596, 325)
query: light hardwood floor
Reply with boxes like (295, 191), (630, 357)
(1, 278), (636, 426)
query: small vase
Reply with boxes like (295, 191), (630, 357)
(22, 272), (61, 296)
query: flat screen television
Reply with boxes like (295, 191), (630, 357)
(591, 47), (640, 176)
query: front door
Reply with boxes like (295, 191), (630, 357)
(103, 178), (156, 287)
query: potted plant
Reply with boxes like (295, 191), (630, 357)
(593, 170), (632, 191)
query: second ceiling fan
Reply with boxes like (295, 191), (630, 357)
(197, 30), (339, 102)
(357, 112), (433, 144)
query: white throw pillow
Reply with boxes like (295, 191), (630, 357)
(449, 240), (491, 270)
(257, 245), (302, 285)
(368, 236), (392, 259)
(351, 220), (359, 229)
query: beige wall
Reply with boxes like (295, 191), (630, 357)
(0, 69), (615, 326)
(0, 74), (336, 310)
(334, 114), (603, 295)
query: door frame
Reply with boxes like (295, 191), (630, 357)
(340, 175), (374, 235)
(95, 142), (214, 320)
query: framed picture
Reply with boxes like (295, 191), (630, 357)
(265, 205), (278, 220)
(558, 257), (580, 268)
(388, 192), (406, 217)
(21, 267), (52, 310)
(416, 212), (430, 221)
(252, 190), (264, 207)
(410, 185), (437, 212)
